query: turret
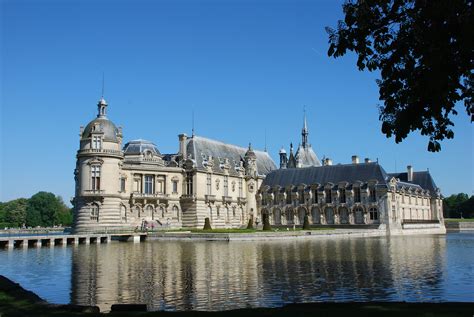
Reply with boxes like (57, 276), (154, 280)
(244, 143), (258, 178)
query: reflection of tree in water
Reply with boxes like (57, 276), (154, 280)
(70, 236), (445, 311)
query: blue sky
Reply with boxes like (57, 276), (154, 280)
(1, 0), (472, 203)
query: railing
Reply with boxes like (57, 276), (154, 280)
(77, 149), (123, 156)
(83, 189), (105, 195)
(205, 195), (216, 203)
(0, 227), (70, 237)
(132, 193), (169, 199)
(402, 219), (440, 224)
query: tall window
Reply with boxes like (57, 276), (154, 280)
(91, 165), (101, 190)
(157, 178), (165, 194)
(186, 173), (193, 195)
(206, 174), (212, 195)
(274, 191), (278, 204)
(172, 180), (178, 194)
(144, 175), (154, 194)
(224, 176), (228, 196)
(325, 188), (332, 203)
(92, 136), (102, 150)
(370, 187), (377, 202)
(90, 204), (99, 221)
(238, 178), (243, 197)
(120, 177), (126, 192)
(299, 190), (305, 204)
(369, 207), (378, 221)
(354, 187), (361, 203)
(286, 189), (292, 204)
(340, 188), (346, 203)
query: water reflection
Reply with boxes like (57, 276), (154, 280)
(71, 235), (450, 312)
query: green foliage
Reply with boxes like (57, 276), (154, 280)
(262, 214), (272, 231)
(327, 1), (473, 151)
(443, 193), (471, 218)
(0, 198), (28, 228)
(303, 215), (311, 230)
(203, 217), (212, 230)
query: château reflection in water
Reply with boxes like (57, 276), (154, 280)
(70, 236), (448, 312)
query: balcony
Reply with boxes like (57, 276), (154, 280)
(222, 196), (233, 204)
(205, 195), (216, 203)
(77, 148), (123, 158)
(82, 190), (105, 197)
(131, 192), (169, 204)
(237, 197), (247, 205)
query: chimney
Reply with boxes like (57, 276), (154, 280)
(365, 158), (371, 163)
(324, 158), (333, 166)
(352, 155), (359, 164)
(407, 165), (413, 182)
(178, 134), (187, 159)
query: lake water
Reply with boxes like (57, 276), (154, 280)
(0, 232), (473, 312)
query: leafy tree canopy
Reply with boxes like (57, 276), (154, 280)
(327, 0), (473, 151)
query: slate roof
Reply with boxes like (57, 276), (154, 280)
(295, 144), (321, 167)
(186, 136), (277, 176)
(123, 139), (161, 156)
(388, 171), (438, 192)
(82, 117), (119, 142)
(263, 162), (389, 188)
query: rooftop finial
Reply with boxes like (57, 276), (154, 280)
(97, 73), (108, 118)
(302, 106), (309, 148)
(192, 109), (195, 137)
(101, 72), (105, 98)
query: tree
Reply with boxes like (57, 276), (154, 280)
(327, 0), (473, 151)
(26, 192), (64, 227)
(459, 196), (474, 218)
(262, 214), (272, 231)
(0, 199), (28, 228)
(443, 193), (469, 217)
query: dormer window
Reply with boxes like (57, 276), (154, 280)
(354, 187), (361, 203)
(92, 136), (102, 150)
(325, 188), (332, 203)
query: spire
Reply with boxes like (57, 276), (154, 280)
(302, 106), (309, 148)
(97, 74), (108, 118)
(191, 110), (195, 137)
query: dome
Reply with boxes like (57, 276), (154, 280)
(82, 117), (119, 142)
(123, 139), (161, 156)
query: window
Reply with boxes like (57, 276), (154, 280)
(370, 187), (377, 202)
(144, 175), (154, 194)
(172, 180), (178, 194)
(146, 205), (154, 217)
(369, 207), (378, 221)
(286, 189), (292, 204)
(312, 188), (318, 204)
(172, 205), (179, 218)
(160, 206), (165, 218)
(325, 188), (332, 203)
(274, 191), (278, 204)
(120, 177), (126, 192)
(157, 178), (165, 194)
(299, 190), (305, 204)
(91, 165), (101, 190)
(206, 174), (212, 195)
(186, 173), (193, 195)
(340, 188), (346, 203)
(232, 206), (236, 218)
(92, 136), (102, 150)
(238, 178), (243, 197)
(216, 206), (220, 217)
(224, 176), (229, 196)
(90, 204), (99, 221)
(262, 194), (267, 206)
(354, 187), (361, 203)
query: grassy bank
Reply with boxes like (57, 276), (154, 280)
(445, 218), (474, 222)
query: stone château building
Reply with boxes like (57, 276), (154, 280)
(73, 97), (445, 234)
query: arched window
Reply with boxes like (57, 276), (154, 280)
(286, 208), (294, 224)
(120, 204), (127, 223)
(298, 207), (306, 225)
(273, 208), (281, 225)
(325, 207), (334, 224)
(232, 206), (236, 218)
(311, 207), (320, 224)
(172, 205), (179, 218)
(339, 207), (349, 224)
(354, 207), (364, 224)
(146, 205), (154, 218)
(133, 205), (141, 217)
(90, 204), (99, 222)
(159, 206), (165, 218)
(369, 207), (378, 222)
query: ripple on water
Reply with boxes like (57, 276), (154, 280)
(0, 233), (473, 311)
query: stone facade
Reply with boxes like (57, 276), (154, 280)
(72, 98), (275, 233)
(73, 97), (445, 234)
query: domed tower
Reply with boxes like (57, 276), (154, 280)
(73, 97), (124, 233)
(244, 143), (257, 178)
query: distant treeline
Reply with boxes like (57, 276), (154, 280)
(0, 192), (73, 229)
(443, 193), (474, 218)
